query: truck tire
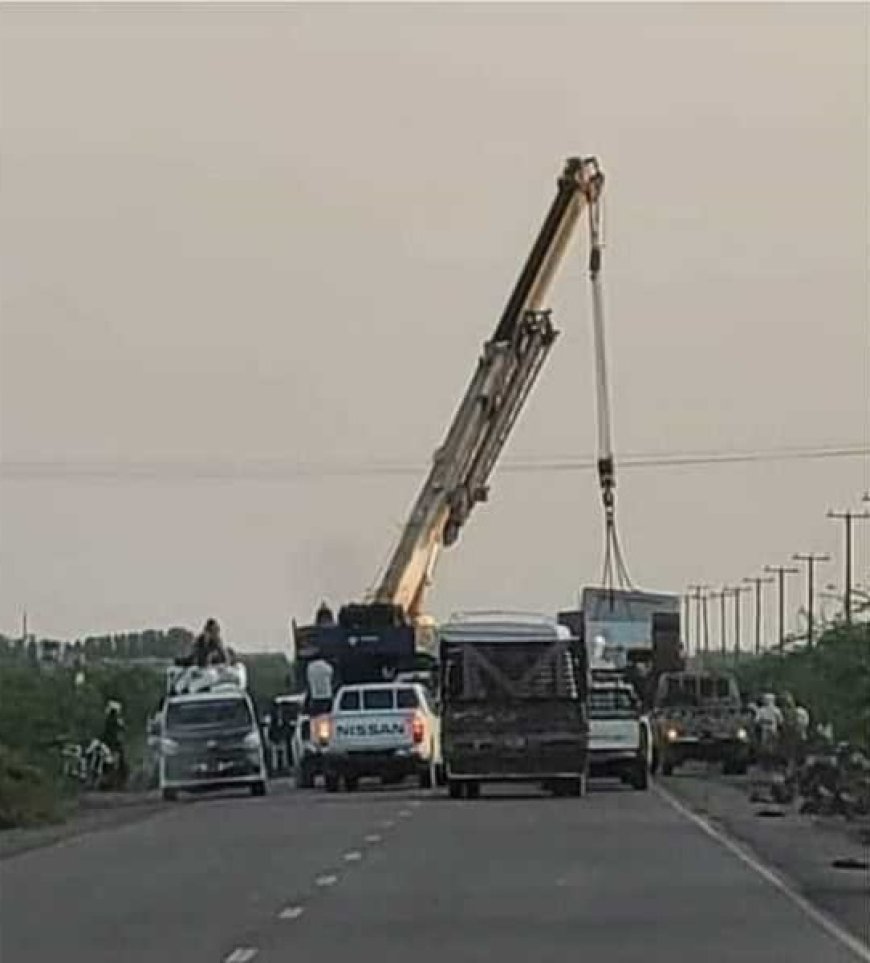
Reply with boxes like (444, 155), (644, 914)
(448, 779), (464, 800)
(630, 761), (649, 791)
(344, 775), (359, 792)
(324, 772), (340, 793)
(465, 781), (481, 800)
(162, 788), (178, 803)
(250, 780), (267, 797)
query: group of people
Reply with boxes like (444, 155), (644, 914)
(747, 690), (812, 770)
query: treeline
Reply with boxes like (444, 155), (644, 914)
(0, 627), (196, 665)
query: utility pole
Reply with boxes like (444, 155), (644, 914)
(827, 509), (870, 624)
(764, 564), (799, 655)
(701, 590), (711, 657)
(682, 594), (693, 656)
(688, 585), (708, 660)
(793, 553), (831, 649)
(726, 586), (751, 660)
(743, 575), (775, 655)
(709, 589), (728, 658)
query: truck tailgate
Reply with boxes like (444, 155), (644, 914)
(332, 711), (414, 752)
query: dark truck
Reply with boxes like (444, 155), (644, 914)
(439, 613), (589, 799)
(652, 670), (752, 775)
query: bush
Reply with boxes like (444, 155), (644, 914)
(0, 744), (68, 829)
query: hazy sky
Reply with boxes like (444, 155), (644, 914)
(1, 3), (867, 649)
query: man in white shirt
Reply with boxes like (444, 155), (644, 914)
(306, 658), (335, 716)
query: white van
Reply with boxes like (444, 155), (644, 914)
(159, 675), (267, 801)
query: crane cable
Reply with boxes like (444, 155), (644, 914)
(586, 190), (634, 592)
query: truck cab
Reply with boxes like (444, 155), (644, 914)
(652, 670), (751, 776)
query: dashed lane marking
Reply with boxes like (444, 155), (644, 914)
(365, 833), (382, 843)
(278, 906), (305, 921)
(344, 850), (362, 862)
(654, 782), (870, 962)
(315, 874), (338, 888)
(398, 809), (413, 818)
(225, 949), (258, 963)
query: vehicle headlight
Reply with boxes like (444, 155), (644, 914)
(736, 727), (749, 741)
(315, 717), (331, 746)
(666, 728), (680, 742)
(161, 737), (180, 756)
(242, 731), (261, 751)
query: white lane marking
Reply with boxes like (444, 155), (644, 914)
(398, 809), (413, 818)
(365, 833), (382, 843)
(315, 874), (338, 888)
(344, 850), (362, 862)
(279, 906), (304, 920)
(409, 799), (423, 808)
(654, 783), (870, 962)
(381, 819), (395, 828)
(225, 949), (258, 963)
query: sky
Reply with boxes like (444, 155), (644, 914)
(1, 2), (868, 650)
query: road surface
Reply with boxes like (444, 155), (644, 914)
(1, 778), (866, 963)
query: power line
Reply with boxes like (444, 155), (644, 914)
(2, 443), (866, 481)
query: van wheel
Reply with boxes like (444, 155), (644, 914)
(324, 773), (340, 793)
(448, 779), (464, 800)
(250, 780), (267, 797)
(162, 789), (178, 802)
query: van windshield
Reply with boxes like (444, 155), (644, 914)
(166, 698), (252, 732)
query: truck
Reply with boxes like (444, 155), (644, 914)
(438, 613), (590, 799)
(320, 681), (441, 792)
(559, 588), (684, 711)
(157, 664), (268, 801)
(652, 670), (751, 776)
(587, 670), (652, 790)
(291, 157), (606, 695)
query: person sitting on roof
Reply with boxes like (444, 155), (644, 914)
(315, 601), (335, 626)
(192, 618), (228, 668)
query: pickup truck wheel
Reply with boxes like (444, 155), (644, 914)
(448, 779), (463, 800)
(296, 760), (315, 790)
(250, 780), (267, 797)
(324, 772), (340, 793)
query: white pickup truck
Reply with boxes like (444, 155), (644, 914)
(588, 678), (651, 790)
(321, 682), (442, 792)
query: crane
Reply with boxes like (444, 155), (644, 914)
(293, 157), (612, 683)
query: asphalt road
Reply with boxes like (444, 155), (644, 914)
(1, 778), (867, 963)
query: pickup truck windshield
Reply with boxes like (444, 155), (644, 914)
(590, 688), (636, 718)
(657, 675), (733, 707)
(166, 698), (252, 732)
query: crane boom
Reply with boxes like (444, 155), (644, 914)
(374, 156), (604, 618)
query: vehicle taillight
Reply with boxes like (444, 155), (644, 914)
(315, 717), (331, 745)
(411, 712), (425, 745)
